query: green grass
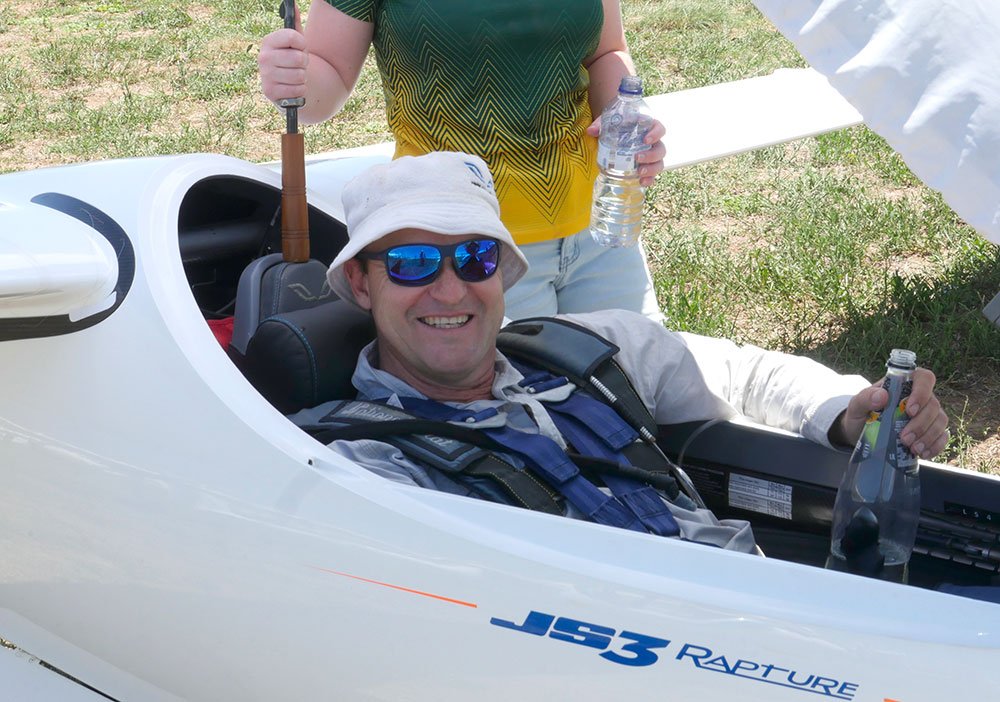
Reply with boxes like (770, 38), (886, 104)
(1, 0), (998, 472)
(648, 130), (1000, 388)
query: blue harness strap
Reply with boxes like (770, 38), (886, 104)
(398, 397), (647, 533)
(544, 393), (681, 537)
(514, 359), (681, 536)
(398, 373), (682, 538)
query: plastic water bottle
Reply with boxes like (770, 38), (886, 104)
(826, 349), (921, 583)
(590, 75), (654, 248)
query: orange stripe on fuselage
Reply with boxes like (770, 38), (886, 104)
(307, 565), (478, 608)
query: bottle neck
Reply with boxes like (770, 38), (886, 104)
(886, 363), (915, 380)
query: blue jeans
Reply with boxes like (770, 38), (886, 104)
(503, 229), (663, 322)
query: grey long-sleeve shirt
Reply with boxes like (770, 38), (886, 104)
(293, 310), (869, 550)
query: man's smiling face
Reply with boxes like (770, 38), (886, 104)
(344, 228), (505, 399)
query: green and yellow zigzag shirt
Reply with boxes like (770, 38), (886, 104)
(326, 0), (603, 244)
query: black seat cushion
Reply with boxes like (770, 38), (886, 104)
(241, 299), (375, 414)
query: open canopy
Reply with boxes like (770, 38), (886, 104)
(753, 0), (1000, 245)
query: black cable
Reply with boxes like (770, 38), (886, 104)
(675, 418), (727, 475)
(565, 452), (680, 494)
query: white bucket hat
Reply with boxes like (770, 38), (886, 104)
(327, 151), (529, 308)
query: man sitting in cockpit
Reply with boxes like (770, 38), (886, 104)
(293, 151), (949, 553)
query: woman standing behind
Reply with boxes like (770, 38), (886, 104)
(259, 0), (667, 321)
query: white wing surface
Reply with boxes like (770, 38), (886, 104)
(753, 0), (1000, 245)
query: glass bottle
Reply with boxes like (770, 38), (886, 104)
(826, 349), (921, 583)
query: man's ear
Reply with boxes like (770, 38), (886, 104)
(343, 258), (373, 310)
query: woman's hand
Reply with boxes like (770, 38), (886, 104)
(586, 117), (667, 187)
(258, 4), (308, 107)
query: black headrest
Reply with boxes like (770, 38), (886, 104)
(239, 299), (376, 414)
(230, 255), (335, 355)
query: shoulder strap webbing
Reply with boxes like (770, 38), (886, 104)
(312, 416), (685, 501)
(499, 317), (658, 440)
(541, 391), (680, 537)
(308, 401), (563, 515)
(396, 397), (649, 533)
(308, 396), (689, 535)
(500, 317), (704, 508)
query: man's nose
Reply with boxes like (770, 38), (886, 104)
(427, 259), (467, 302)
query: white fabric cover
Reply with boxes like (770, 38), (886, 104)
(753, 0), (1000, 244)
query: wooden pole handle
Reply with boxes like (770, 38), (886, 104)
(281, 132), (310, 262)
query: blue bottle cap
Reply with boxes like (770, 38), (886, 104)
(618, 75), (643, 96)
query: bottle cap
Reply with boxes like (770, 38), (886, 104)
(619, 75), (643, 96)
(887, 348), (917, 369)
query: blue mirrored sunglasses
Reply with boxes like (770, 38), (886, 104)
(356, 239), (502, 287)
